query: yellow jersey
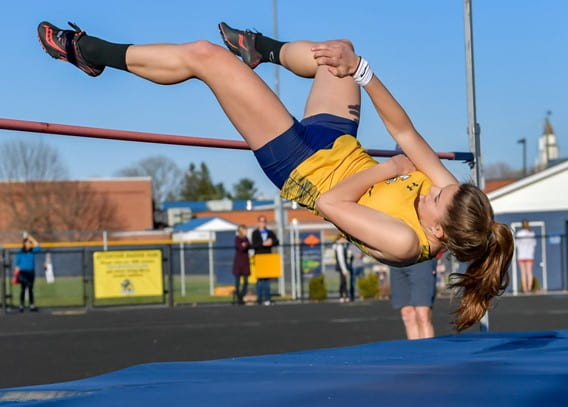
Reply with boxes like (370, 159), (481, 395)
(281, 134), (432, 263)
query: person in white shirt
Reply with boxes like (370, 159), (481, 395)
(516, 220), (537, 293)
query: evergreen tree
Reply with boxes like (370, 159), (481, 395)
(232, 178), (258, 200)
(180, 162), (228, 200)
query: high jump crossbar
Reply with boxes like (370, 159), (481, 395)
(0, 118), (474, 163)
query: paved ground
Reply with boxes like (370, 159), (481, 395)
(1, 293), (567, 389)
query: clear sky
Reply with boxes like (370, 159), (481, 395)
(2, 1), (566, 199)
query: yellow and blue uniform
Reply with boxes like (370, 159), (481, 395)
(254, 113), (432, 263)
(280, 135), (432, 263)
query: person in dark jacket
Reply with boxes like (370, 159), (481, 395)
(251, 216), (279, 305)
(232, 225), (251, 305)
(14, 234), (41, 312)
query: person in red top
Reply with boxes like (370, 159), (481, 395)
(232, 225), (251, 305)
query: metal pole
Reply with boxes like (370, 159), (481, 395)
(272, 0), (287, 298)
(464, 0), (488, 332)
(290, 220), (297, 299)
(167, 245), (174, 307)
(273, 0), (280, 96)
(464, 0), (483, 188)
(274, 194), (286, 296)
(179, 241), (186, 296)
(295, 226), (302, 301)
(1, 249), (6, 314)
(208, 230), (215, 296)
(517, 138), (527, 177)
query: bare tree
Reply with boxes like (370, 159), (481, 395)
(484, 162), (523, 180)
(0, 139), (68, 181)
(0, 140), (122, 241)
(116, 155), (183, 204)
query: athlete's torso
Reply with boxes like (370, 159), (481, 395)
(281, 134), (432, 263)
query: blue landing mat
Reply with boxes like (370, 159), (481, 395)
(2, 330), (568, 406)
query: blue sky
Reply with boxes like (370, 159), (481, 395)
(1, 1), (566, 198)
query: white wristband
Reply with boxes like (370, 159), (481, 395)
(352, 57), (373, 87)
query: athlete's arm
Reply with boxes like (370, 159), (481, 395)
(316, 156), (420, 264)
(363, 76), (457, 187)
(317, 199), (420, 265)
(311, 41), (458, 187)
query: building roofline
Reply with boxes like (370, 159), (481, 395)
(488, 160), (568, 200)
(0, 176), (152, 184)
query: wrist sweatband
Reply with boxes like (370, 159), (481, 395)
(352, 57), (373, 87)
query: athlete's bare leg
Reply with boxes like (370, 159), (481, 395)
(277, 41), (361, 122)
(125, 41), (293, 150)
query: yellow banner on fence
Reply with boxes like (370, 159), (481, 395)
(93, 250), (163, 299)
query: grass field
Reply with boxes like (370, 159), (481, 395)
(5, 272), (348, 308)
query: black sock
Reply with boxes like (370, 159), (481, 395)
(255, 34), (286, 65)
(77, 35), (131, 71)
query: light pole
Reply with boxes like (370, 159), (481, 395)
(517, 138), (527, 177)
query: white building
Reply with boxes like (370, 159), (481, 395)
(488, 160), (568, 293)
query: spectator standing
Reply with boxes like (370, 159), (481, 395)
(232, 225), (251, 305)
(390, 259), (437, 339)
(251, 216), (279, 305)
(14, 234), (41, 312)
(516, 220), (537, 294)
(333, 235), (354, 302)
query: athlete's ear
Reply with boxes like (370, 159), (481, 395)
(432, 223), (444, 240)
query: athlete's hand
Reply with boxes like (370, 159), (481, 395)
(390, 154), (416, 175)
(311, 40), (360, 78)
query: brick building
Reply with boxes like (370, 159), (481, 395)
(0, 177), (155, 243)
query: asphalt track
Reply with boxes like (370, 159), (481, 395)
(1, 294), (567, 389)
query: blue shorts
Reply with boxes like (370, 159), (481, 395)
(390, 260), (437, 309)
(254, 114), (359, 189)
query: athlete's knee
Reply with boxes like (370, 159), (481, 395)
(183, 40), (227, 61)
(338, 39), (355, 51)
(177, 40), (227, 70)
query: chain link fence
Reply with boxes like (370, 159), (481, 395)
(1, 229), (566, 311)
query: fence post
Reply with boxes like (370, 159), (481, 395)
(561, 234), (567, 291)
(299, 242), (304, 302)
(167, 245), (174, 308)
(290, 222), (297, 300)
(83, 247), (91, 309)
(1, 249), (5, 314)
(208, 231), (215, 297)
(179, 241), (186, 297)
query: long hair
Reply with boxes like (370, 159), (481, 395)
(441, 183), (514, 331)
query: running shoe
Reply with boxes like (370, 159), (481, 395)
(218, 22), (263, 69)
(37, 21), (104, 77)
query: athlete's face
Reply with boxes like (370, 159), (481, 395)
(417, 183), (460, 239)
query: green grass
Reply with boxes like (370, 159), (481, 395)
(8, 274), (234, 307)
(7, 272), (348, 308)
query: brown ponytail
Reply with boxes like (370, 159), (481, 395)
(441, 184), (514, 331)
